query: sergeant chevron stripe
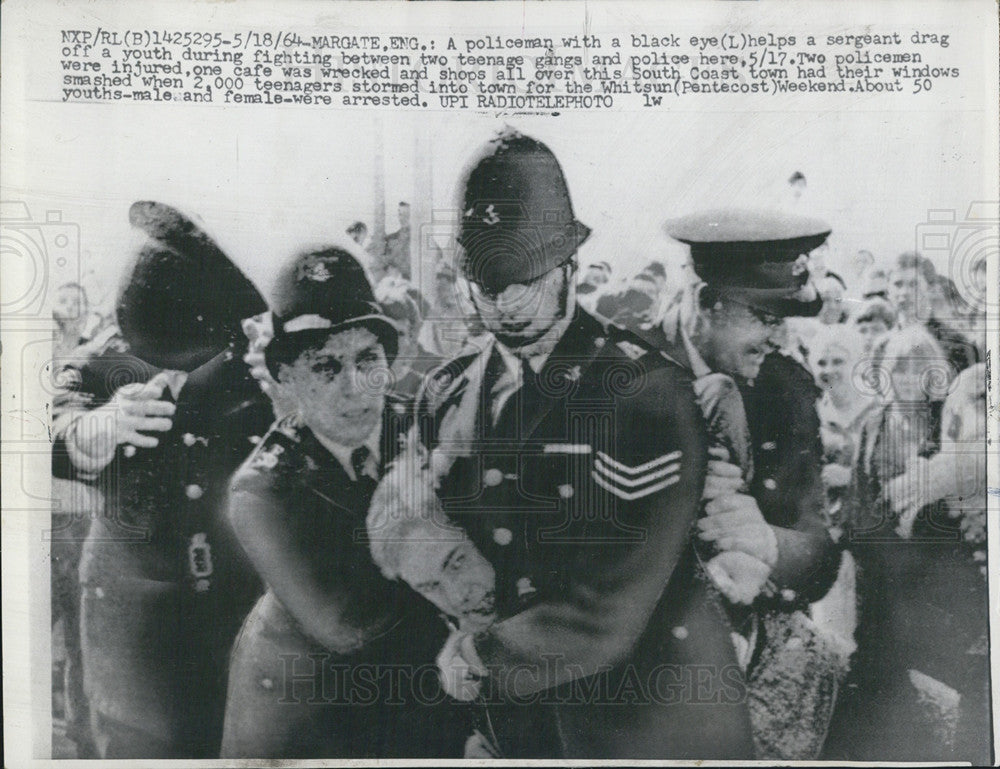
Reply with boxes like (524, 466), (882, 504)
(592, 450), (683, 500)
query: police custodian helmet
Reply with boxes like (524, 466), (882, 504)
(264, 246), (399, 378)
(117, 201), (267, 371)
(456, 129), (591, 295)
(665, 208), (832, 317)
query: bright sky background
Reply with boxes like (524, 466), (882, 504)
(6, 104), (992, 314)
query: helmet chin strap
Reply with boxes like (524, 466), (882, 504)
(501, 262), (577, 355)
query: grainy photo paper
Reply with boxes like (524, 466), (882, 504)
(2, 0), (998, 765)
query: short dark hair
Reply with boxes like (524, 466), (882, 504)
(853, 297), (896, 328)
(893, 251), (937, 284)
(267, 323), (387, 381)
(346, 221), (367, 237)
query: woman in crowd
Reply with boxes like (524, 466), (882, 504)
(810, 326), (877, 531)
(823, 325), (990, 763)
(220, 247), (467, 758)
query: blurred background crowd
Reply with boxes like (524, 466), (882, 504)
(48, 165), (991, 760)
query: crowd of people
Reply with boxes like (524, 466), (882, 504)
(49, 130), (990, 762)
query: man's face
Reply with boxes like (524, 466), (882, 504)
(889, 267), (928, 321)
(815, 342), (850, 392)
(278, 326), (387, 446)
(398, 533), (496, 632)
(468, 263), (570, 348)
(53, 285), (84, 324)
(394, 317), (417, 359)
(889, 352), (929, 403)
(857, 319), (890, 352)
(699, 300), (780, 381)
(435, 275), (457, 308)
(818, 278), (845, 324)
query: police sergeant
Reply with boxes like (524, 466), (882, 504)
(381, 130), (754, 759)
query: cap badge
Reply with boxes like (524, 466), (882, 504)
(791, 254), (810, 277)
(298, 254), (334, 282)
(482, 204), (501, 226)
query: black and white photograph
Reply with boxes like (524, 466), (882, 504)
(2, 0), (998, 764)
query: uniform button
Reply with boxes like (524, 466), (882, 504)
(558, 484), (574, 499)
(594, 338), (605, 348)
(185, 484), (204, 500)
(483, 468), (504, 487)
(493, 527), (513, 546)
(763, 478), (777, 490)
(123, 445), (137, 458)
(516, 577), (536, 597)
(182, 432), (197, 447)
(94, 587), (105, 599)
(671, 626), (689, 640)
(761, 441), (777, 451)
(780, 589), (797, 602)
(260, 678), (274, 690)
(248, 435), (261, 445)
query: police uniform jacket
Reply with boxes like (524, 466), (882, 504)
(221, 401), (467, 758)
(647, 307), (840, 603)
(52, 344), (274, 756)
(417, 307), (753, 759)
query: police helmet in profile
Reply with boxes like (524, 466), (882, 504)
(665, 208), (832, 317)
(456, 129), (591, 295)
(265, 246), (398, 378)
(116, 201), (267, 371)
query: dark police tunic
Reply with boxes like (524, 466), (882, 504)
(220, 403), (469, 758)
(53, 345), (273, 758)
(416, 308), (754, 759)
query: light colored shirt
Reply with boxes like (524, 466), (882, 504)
(488, 311), (573, 426)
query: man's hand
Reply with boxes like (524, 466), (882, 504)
(699, 492), (779, 568)
(66, 371), (182, 473)
(704, 550), (772, 605)
(107, 371), (182, 448)
(702, 447), (745, 500)
(437, 628), (487, 702)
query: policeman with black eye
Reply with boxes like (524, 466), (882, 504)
(220, 246), (467, 759)
(409, 130), (754, 759)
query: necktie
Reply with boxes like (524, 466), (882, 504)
(350, 445), (372, 482)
